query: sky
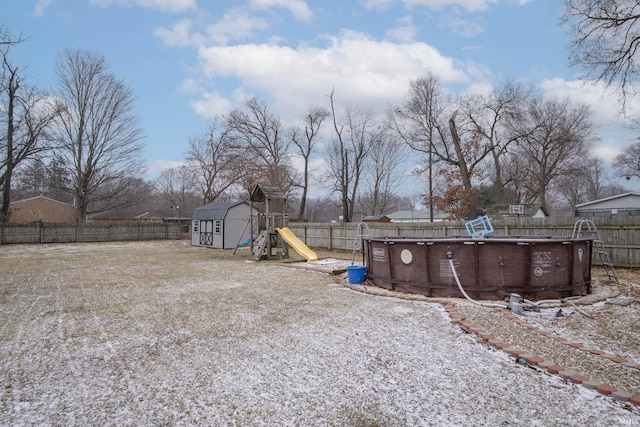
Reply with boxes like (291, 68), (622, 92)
(3, 0), (640, 194)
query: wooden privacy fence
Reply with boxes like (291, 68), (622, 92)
(0, 223), (183, 244)
(289, 216), (640, 268)
(1, 217), (638, 267)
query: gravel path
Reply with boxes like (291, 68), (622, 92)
(454, 302), (640, 394)
(0, 241), (638, 425)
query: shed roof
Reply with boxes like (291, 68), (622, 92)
(192, 201), (250, 220)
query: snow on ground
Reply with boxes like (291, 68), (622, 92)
(0, 241), (638, 425)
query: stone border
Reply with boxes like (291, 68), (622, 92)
(341, 280), (640, 406)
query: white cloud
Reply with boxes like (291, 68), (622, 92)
(248, 0), (313, 22)
(403, 0), (498, 12)
(593, 145), (622, 164)
(155, 10), (269, 47)
(361, 0), (396, 11)
(364, 0), (524, 12)
(189, 90), (233, 119)
(34, 0), (55, 16)
(460, 81), (493, 97)
(153, 19), (201, 47)
(145, 159), (185, 178)
(439, 8), (485, 37)
(386, 16), (419, 42)
(193, 31), (468, 121)
(179, 78), (202, 95)
(538, 78), (640, 126)
(205, 9), (269, 45)
(538, 78), (640, 162)
(90, 0), (196, 13)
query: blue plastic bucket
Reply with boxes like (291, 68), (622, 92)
(347, 265), (367, 284)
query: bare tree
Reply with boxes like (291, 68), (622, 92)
(398, 108), (487, 219)
(557, 156), (613, 207)
(224, 98), (293, 193)
(563, 0), (640, 105)
(13, 157), (47, 198)
(458, 81), (531, 203)
(613, 139), (640, 182)
(14, 157), (73, 203)
(500, 147), (532, 203)
(0, 25), (24, 47)
(290, 106), (329, 221)
(326, 90), (381, 222)
(154, 165), (199, 220)
(47, 156), (73, 202)
(0, 43), (62, 222)
(187, 119), (243, 205)
(358, 129), (406, 216)
(389, 74), (446, 221)
(507, 97), (597, 213)
(52, 49), (146, 221)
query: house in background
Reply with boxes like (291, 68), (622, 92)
(191, 201), (258, 249)
(386, 210), (449, 223)
(88, 209), (163, 223)
(8, 196), (77, 223)
(488, 204), (548, 218)
(362, 215), (391, 223)
(574, 193), (640, 216)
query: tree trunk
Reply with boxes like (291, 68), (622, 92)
(1, 82), (16, 223)
(449, 115), (478, 218)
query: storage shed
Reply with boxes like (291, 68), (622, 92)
(575, 193), (640, 216)
(191, 201), (257, 249)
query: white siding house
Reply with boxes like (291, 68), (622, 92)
(490, 204), (548, 218)
(575, 193), (640, 216)
(386, 210), (449, 223)
(191, 202), (258, 249)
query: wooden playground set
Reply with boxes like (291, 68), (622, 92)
(247, 185), (318, 262)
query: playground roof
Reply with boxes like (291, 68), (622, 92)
(250, 185), (286, 203)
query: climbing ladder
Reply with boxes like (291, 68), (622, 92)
(250, 231), (268, 261)
(572, 219), (619, 284)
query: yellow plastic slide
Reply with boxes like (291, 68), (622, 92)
(276, 227), (318, 262)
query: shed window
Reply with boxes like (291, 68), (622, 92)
(215, 220), (221, 234)
(193, 220), (199, 233)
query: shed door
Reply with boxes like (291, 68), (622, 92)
(200, 220), (213, 245)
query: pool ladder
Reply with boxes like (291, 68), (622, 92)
(572, 219), (619, 285)
(351, 222), (371, 265)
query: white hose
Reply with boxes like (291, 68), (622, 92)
(563, 298), (595, 319)
(530, 295), (582, 307)
(448, 258), (507, 309)
(528, 299), (561, 306)
(523, 296), (593, 318)
(447, 253), (592, 317)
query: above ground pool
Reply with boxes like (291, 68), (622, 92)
(365, 236), (593, 300)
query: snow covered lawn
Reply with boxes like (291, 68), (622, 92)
(0, 241), (637, 425)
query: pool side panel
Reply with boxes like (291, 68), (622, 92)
(365, 236), (593, 300)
